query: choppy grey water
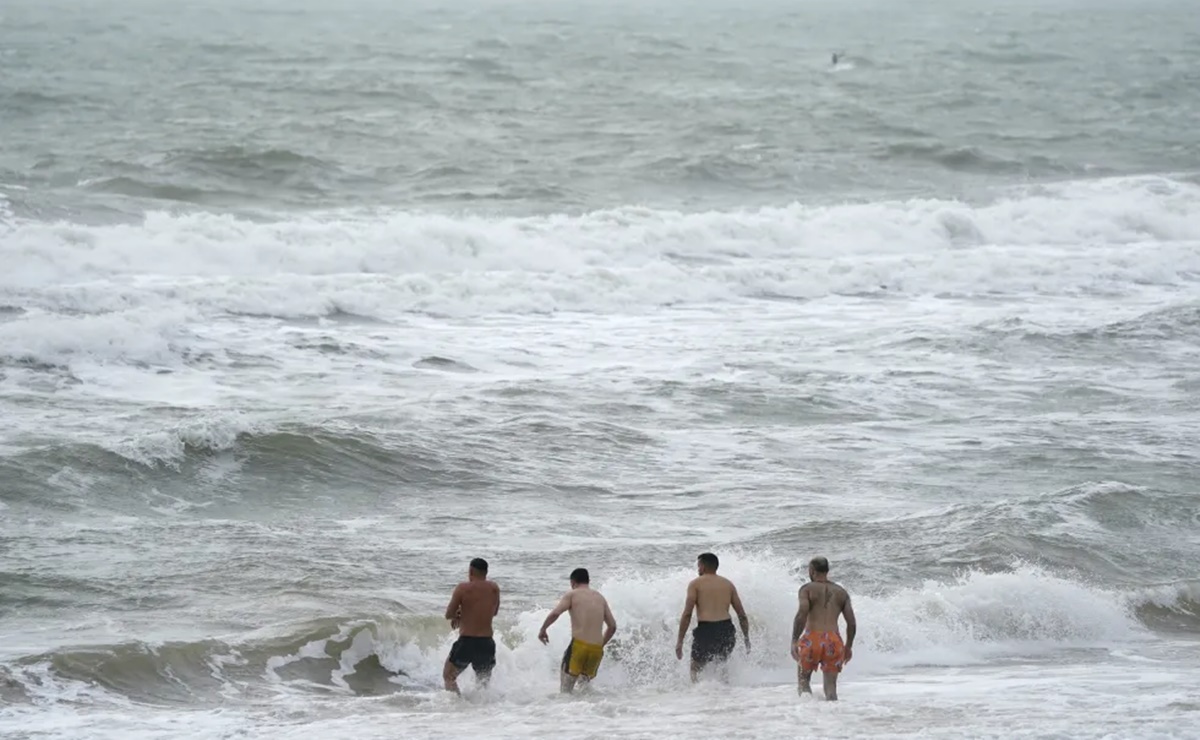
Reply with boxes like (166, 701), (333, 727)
(2, 0), (1199, 738)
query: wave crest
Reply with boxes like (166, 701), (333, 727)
(5, 557), (1179, 707)
(2, 176), (1198, 324)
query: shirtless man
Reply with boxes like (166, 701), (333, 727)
(442, 557), (500, 694)
(675, 552), (750, 681)
(790, 556), (856, 700)
(537, 568), (618, 693)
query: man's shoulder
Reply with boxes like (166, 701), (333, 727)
(696, 574), (734, 592)
(577, 589), (606, 608)
(691, 575), (716, 590)
(462, 580), (499, 593)
(823, 580), (850, 602)
(709, 574), (735, 590)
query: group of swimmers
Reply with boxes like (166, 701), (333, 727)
(442, 553), (857, 700)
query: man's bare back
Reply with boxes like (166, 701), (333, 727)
(443, 558), (500, 694)
(448, 579), (500, 637)
(564, 587), (613, 645)
(538, 569), (618, 693)
(676, 553), (750, 681)
(691, 574), (740, 622)
(799, 580), (849, 633)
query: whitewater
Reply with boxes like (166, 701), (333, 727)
(3, 0), (1200, 738)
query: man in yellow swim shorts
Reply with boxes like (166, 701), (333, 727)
(538, 568), (618, 693)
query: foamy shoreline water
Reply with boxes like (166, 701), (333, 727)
(4, 0), (1200, 736)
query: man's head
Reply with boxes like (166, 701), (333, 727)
(808, 556), (830, 580)
(469, 557), (489, 579)
(697, 552), (719, 575)
(569, 568), (590, 588)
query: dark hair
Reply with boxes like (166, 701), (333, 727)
(470, 558), (489, 574)
(810, 556), (829, 574)
(570, 568), (589, 584)
(698, 552), (719, 571)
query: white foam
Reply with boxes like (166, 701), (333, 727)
(0, 306), (197, 368)
(259, 554), (1145, 701)
(101, 411), (265, 467)
(0, 190), (12, 227)
(855, 567), (1141, 669)
(6, 666), (1198, 740)
(1132, 580), (1200, 612)
(3, 556), (1188, 740)
(588, 555), (1142, 676)
(2, 176), (1198, 322)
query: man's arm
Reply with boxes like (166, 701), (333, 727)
(675, 580), (697, 660)
(792, 585), (811, 642)
(730, 584), (751, 652)
(537, 592), (571, 644)
(791, 585), (810, 655)
(494, 583), (501, 616)
(602, 600), (618, 646)
(841, 593), (856, 663)
(444, 584), (464, 622)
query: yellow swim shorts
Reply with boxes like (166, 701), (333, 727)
(561, 638), (604, 679)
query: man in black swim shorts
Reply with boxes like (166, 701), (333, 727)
(676, 552), (751, 681)
(691, 615), (737, 668)
(443, 557), (501, 693)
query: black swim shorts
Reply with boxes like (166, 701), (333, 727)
(447, 636), (496, 673)
(691, 619), (736, 666)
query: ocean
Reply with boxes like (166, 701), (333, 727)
(2, 0), (1199, 737)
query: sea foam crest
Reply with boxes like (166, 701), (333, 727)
(3, 175), (1198, 283)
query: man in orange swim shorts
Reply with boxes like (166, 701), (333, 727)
(790, 556), (856, 700)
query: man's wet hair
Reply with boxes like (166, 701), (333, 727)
(698, 552), (719, 571)
(810, 556), (830, 574)
(570, 568), (589, 584)
(470, 558), (489, 574)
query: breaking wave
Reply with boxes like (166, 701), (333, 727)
(0, 176), (1197, 326)
(3, 556), (1186, 707)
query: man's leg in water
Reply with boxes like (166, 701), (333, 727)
(798, 663), (813, 696)
(718, 659), (732, 684)
(560, 668), (579, 693)
(690, 658), (701, 683)
(476, 665), (493, 689)
(823, 671), (838, 701)
(442, 659), (462, 694)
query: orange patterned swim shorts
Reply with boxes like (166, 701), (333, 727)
(796, 630), (845, 673)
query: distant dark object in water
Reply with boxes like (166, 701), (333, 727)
(831, 52), (839, 65)
(413, 356), (479, 373)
